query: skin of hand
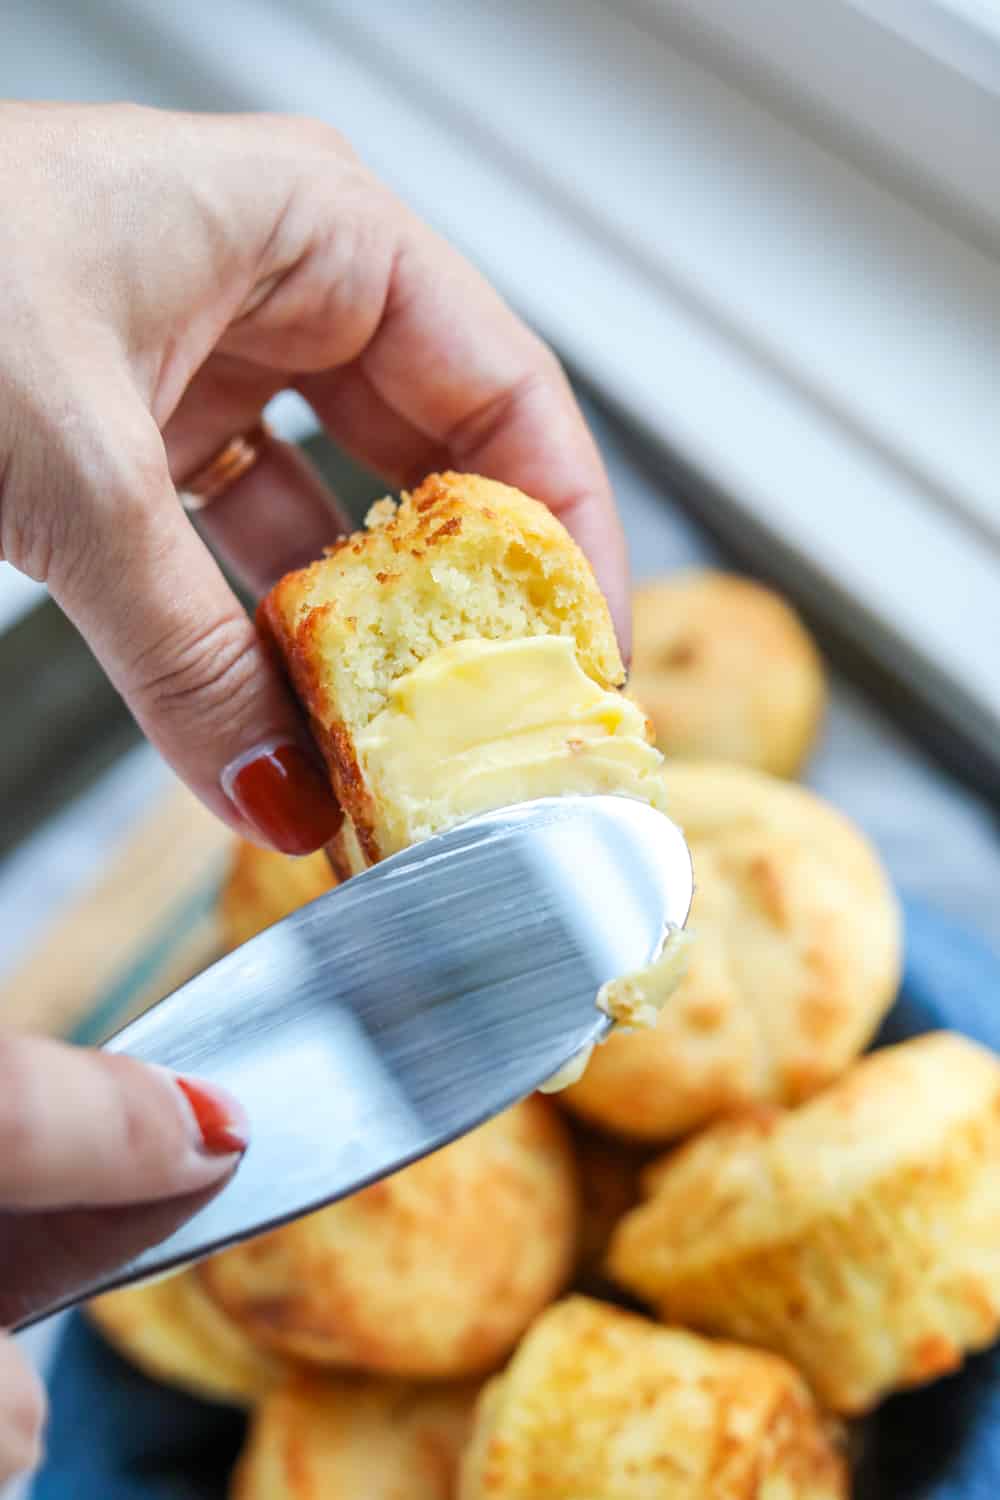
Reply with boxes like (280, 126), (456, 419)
(0, 102), (629, 1479)
(0, 99), (628, 854)
(0, 1037), (249, 1481)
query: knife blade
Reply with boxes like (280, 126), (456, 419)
(15, 794), (692, 1325)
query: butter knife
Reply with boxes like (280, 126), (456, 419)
(10, 794), (692, 1327)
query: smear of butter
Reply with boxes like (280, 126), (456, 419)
(538, 1043), (596, 1095)
(598, 925), (695, 1029)
(540, 928), (694, 1093)
(356, 635), (668, 854)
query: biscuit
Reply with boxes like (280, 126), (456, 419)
(458, 1296), (847, 1498)
(609, 1032), (1000, 1414)
(232, 1373), (478, 1500)
(219, 842), (335, 952)
(260, 471), (663, 876)
(629, 571), (825, 776)
(563, 762), (901, 1140)
(200, 1097), (578, 1379)
(88, 1269), (287, 1406)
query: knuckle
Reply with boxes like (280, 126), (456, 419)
(93, 422), (172, 531)
(524, 334), (565, 386)
(95, 101), (151, 138)
(0, 390), (76, 582)
(282, 114), (356, 163)
(0, 464), (61, 583)
(21, 400), (168, 599)
(445, 366), (553, 462)
(128, 611), (262, 733)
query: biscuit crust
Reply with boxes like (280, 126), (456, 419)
(458, 1297), (847, 1499)
(232, 1373), (478, 1500)
(609, 1033), (1000, 1413)
(629, 571), (825, 777)
(219, 842), (336, 952)
(88, 1270), (287, 1406)
(563, 762), (901, 1140)
(200, 1098), (579, 1379)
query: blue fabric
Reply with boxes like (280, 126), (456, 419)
(32, 898), (1000, 1499)
(31, 1315), (245, 1500)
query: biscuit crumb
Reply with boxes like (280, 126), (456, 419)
(365, 496), (398, 530)
(427, 517), (462, 544)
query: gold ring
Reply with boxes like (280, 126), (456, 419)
(178, 421), (270, 512)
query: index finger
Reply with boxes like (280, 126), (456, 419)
(221, 170), (629, 650)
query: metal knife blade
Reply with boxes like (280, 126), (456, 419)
(17, 795), (692, 1324)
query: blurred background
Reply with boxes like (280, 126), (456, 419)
(2, 0), (999, 1036)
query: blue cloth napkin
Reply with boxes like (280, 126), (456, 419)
(32, 898), (1000, 1500)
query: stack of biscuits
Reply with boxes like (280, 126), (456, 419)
(90, 474), (1000, 1498)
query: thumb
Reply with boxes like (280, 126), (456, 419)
(0, 1337), (46, 1481)
(0, 1034), (248, 1210)
(9, 376), (340, 855)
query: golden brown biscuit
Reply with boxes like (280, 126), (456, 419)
(200, 1097), (578, 1379)
(219, 842), (335, 952)
(458, 1297), (847, 1499)
(260, 471), (659, 876)
(88, 1269), (288, 1406)
(609, 1032), (1000, 1414)
(563, 762), (901, 1140)
(629, 571), (825, 777)
(232, 1372), (477, 1500)
(260, 470), (689, 1044)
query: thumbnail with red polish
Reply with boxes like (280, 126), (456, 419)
(223, 740), (342, 855)
(176, 1076), (250, 1157)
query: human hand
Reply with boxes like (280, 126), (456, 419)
(0, 102), (628, 856)
(0, 1033), (247, 1481)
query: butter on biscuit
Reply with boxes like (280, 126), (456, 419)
(261, 472), (687, 1060)
(262, 472), (639, 871)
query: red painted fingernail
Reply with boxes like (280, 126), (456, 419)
(176, 1077), (250, 1157)
(222, 739), (343, 855)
